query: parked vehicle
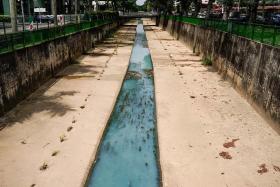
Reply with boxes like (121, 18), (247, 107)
(34, 15), (54, 23)
(271, 14), (280, 25)
(256, 15), (265, 24)
(197, 12), (206, 18)
(228, 11), (241, 21)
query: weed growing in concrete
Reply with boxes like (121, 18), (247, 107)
(70, 59), (80, 64)
(202, 56), (212, 66)
(60, 134), (67, 142)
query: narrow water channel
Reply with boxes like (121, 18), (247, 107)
(86, 21), (160, 187)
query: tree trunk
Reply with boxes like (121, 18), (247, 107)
(206, 0), (215, 18)
(27, 0), (31, 18)
(9, 0), (17, 32)
(88, 0), (92, 13)
(193, 0), (202, 17)
(95, 0), (99, 11)
(262, 0), (265, 17)
(74, 0), (80, 23)
(249, 0), (259, 23)
(51, 0), (57, 25)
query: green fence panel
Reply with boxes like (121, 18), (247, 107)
(166, 15), (280, 47)
(0, 17), (116, 54)
(275, 27), (280, 46)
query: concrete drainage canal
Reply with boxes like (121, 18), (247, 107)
(86, 20), (161, 187)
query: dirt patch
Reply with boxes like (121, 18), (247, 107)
(144, 69), (154, 78)
(257, 164), (268, 174)
(55, 75), (96, 80)
(39, 162), (48, 171)
(125, 71), (142, 80)
(223, 139), (240, 148)
(273, 165), (280, 172)
(67, 126), (73, 132)
(52, 151), (59, 157)
(219, 151), (232, 159)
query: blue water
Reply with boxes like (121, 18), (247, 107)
(86, 22), (160, 187)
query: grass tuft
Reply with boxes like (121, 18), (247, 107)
(202, 56), (212, 66)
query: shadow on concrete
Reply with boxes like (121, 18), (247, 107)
(0, 62), (101, 129)
(156, 38), (175, 41)
(0, 82), (78, 128)
(173, 59), (202, 63)
(0, 25), (137, 130)
(83, 52), (113, 57)
(56, 64), (101, 77)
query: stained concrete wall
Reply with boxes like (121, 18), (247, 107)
(0, 22), (120, 116)
(157, 17), (280, 125)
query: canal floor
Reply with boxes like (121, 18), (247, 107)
(87, 21), (160, 187)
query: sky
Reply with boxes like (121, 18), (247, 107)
(136, 0), (146, 6)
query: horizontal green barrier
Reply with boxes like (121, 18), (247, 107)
(0, 19), (115, 55)
(163, 15), (280, 47)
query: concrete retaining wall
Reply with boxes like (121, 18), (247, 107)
(157, 17), (280, 125)
(0, 22), (119, 116)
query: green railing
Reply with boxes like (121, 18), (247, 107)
(165, 15), (280, 47)
(0, 18), (114, 55)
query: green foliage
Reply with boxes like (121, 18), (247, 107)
(83, 11), (119, 21)
(0, 16), (11, 22)
(113, 0), (139, 12)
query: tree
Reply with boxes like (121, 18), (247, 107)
(177, 0), (192, 16)
(9, 0), (17, 32)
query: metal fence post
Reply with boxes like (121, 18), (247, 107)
(272, 25), (277, 46)
(48, 21), (50, 40)
(251, 24), (255, 40)
(22, 32), (25, 47)
(244, 23), (246, 36)
(11, 35), (14, 51)
(3, 22), (6, 36)
(261, 26), (264, 43)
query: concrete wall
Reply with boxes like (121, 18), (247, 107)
(158, 17), (280, 125)
(0, 22), (119, 116)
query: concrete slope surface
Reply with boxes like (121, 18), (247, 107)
(144, 19), (280, 187)
(0, 21), (137, 187)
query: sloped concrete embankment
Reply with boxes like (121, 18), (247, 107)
(0, 21), (123, 117)
(158, 17), (280, 126)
